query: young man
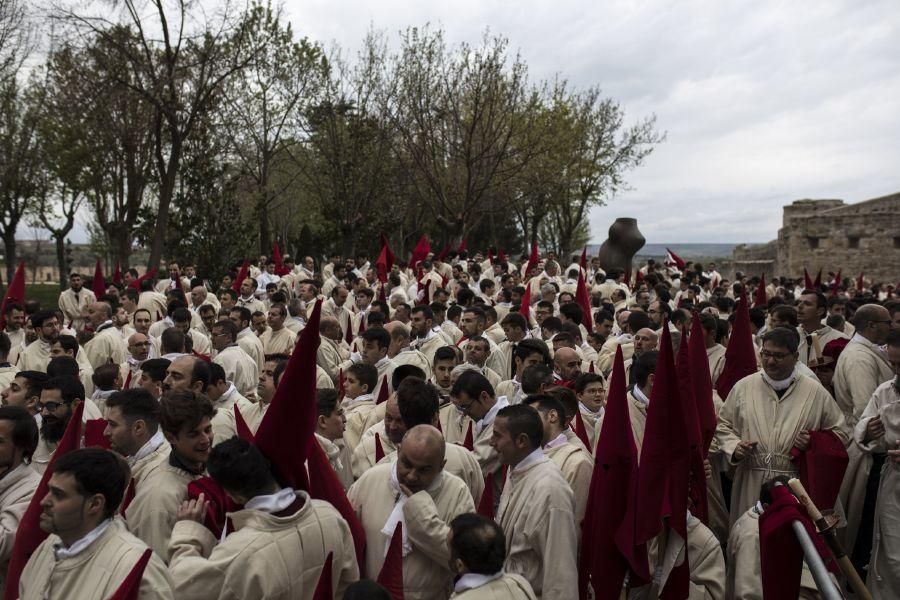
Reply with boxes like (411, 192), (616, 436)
(0, 405), (41, 590)
(492, 404), (577, 599)
(315, 388), (353, 489)
(342, 362), (379, 450)
(574, 372), (605, 448)
(451, 372), (506, 483)
(168, 438), (358, 599)
(18, 448), (173, 599)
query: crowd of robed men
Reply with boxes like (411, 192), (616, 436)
(0, 248), (897, 599)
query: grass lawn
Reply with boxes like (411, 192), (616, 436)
(24, 284), (63, 310)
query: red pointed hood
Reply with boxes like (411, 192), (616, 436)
(375, 376), (390, 405)
(573, 410), (591, 451)
(128, 267), (157, 291)
(575, 270), (594, 332)
(579, 247), (587, 271)
(676, 331), (708, 526)
(803, 268), (814, 290)
(112, 262), (122, 285)
(477, 472), (494, 518)
(579, 346), (649, 599)
(233, 404), (256, 443)
(715, 290), (758, 399)
(92, 259), (106, 298)
(0, 261), (25, 330)
(307, 439), (366, 568)
(377, 523), (405, 599)
(232, 260), (250, 292)
(519, 284), (532, 327)
(830, 269), (842, 296)
(312, 552), (334, 600)
(374, 432), (385, 463)
(409, 235), (430, 271)
(634, 322), (690, 545)
(5, 401), (84, 598)
(376, 234), (395, 284)
(254, 299), (322, 491)
(524, 242), (539, 278)
(856, 272), (864, 292)
(813, 268), (822, 288)
(106, 548), (152, 600)
(688, 313), (717, 456)
(462, 421), (474, 451)
(753, 273), (767, 308)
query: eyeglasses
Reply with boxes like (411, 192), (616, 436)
(760, 350), (792, 361)
(130, 341), (151, 347)
(36, 401), (67, 412)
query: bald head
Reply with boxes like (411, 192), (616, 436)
(87, 301), (112, 327)
(553, 347), (581, 381)
(634, 328), (659, 355)
(852, 304), (891, 344)
(400, 425), (446, 465)
(127, 332), (150, 361)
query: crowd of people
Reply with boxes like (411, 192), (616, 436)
(0, 248), (897, 599)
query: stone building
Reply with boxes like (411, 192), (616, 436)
(732, 191), (900, 283)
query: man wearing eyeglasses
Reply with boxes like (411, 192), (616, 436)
(715, 327), (848, 526)
(31, 376), (88, 475)
(123, 333), (152, 390)
(833, 303), (895, 570)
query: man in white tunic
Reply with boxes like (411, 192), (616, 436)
(57, 273), (96, 332)
(259, 303), (297, 356)
(210, 320), (258, 399)
(493, 404), (577, 599)
(715, 327), (848, 525)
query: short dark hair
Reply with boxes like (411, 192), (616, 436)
(31, 310), (58, 329)
(433, 346), (458, 364)
(208, 362), (227, 385)
(160, 328), (185, 354)
(347, 363), (378, 393)
(208, 437), (277, 500)
(91, 363), (120, 391)
(626, 311), (652, 332)
(392, 364), (426, 389)
(42, 376), (84, 404)
(14, 371), (48, 402)
(523, 393), (567, 424)
(54, 334), (79, 357)
(761, 327), (800, 354)
(575, 372), (604, 394)
(105, 388), (160, 430)
(559, 303), (583, 325)
(396, 377), (440, 428)
(633, 350), (659, 388)
(0, 405), (38, 461)
(513, 339), (549, 365)
(450, 370), (494, 400)
(230, 306), (252, 325)
(213, 319), (238, 342)
(54, 448), (130, 519)
(496, 404), (543, 450)
(361, 327), (390, 350)
(159, 389), (215, 435)
(140, 358), (171, 383)
(411, 305), (434, 321)
(500, 312), (526, 330)
(521, 364), (553, 395)
(450, 513), (507, 575)
(316, 388), (339, 418)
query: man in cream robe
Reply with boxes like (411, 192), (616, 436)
(715, 328), (848, 526)
(525, 394), (593, 527)
(348, 426), (474, 598)
(834, 304), (894, 557)
(57, 273), (96, 332)
(83, 305), (128, 369)
(410, 306), (453, 365)
(0, 407), (41, 594)
(234, 319), (265, 374)
(853, 340), (900, 599)
(351, 394), (405, 479)
(796, 291), (848, 368)
(168, 438), (358, 599)
(209, 374), (256, 446)
(19, 449), (174, 600)
(259, 304), (297, 356)
(493, 405), (578, 599)
(210, 320), (259, 399)
(317, 317), (349, 383)
(451, 372), (506, 482)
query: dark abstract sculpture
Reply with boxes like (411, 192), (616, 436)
(597, 218), (645, 274)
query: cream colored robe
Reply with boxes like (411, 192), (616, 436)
(84, 325), (128, 369)
(494, 380), (519, 405)
(481, 366), (502, 389)
(440, 402), (471, 446)
(379, 443), (485, 505)
(497, 455), (578, 600)
(260, 327), (297, 356)
(138, 291), (169, 320)
(57, 288), (96, 331)
(18, 339), (52, 373)
(797, 324), (847, 366)
(393, 348), (433, 380)
(316, 433), (354, 490)
(0, 366), (15, 394)
(19, 517), (174, 600)
(715, 372), (848, 525)
(167, 493), (358, 600)
(410, 331), (451, 366)
(626, 391), (648, 460)
(125, 450), (199, 559)
(212, 345), (259, 398)
(451, 573), (537, 599)
(726, 506), (824, 599)
(343, 395), (379, 451)
(834, 339), (893, 553)
(235, 296), (266, 316)
(317, 337), (347, 384)
(0, 462), (41, 597)
(483, 323), (506, 346)
(31, 400), (103, 474)
(236, 329), (265, 374)
(854, 379), (900, 599)
(596, 337), (634, 377)
(351, 422), (397, 479)
(706, 343), (726, 387)
(348, 464), (474, 598)
(5, 328), (24, 367)
(545, 439), (593, 528)
(487, 341), (514, 381)
(211, 387), (256, 446)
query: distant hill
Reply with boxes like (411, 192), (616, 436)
(585, 243), (739, 260)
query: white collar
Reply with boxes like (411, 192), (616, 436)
(632, 385), (651, 406)
(245, 487), (296, 514)
(374, 356), (392, 370)
(513, 447), (547, 473)
(454, 572), (504, 593)
(238, 327), (254, 337)
(761, 368), (797, 392)
(382, 461), (444, 557)
(342, 393), (375, 409)
(53, 519), (112, 560)
(753, 501), (765, 515)
(128, 428), (166, 467)
(851, 332), (884, 352)
(579, 401), (603, 419)
(475, 395), (509, 436)
(544, 432), (568, 450)
(90, 388), (117, 402)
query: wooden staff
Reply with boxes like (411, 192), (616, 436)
(787, 478), (871, 600)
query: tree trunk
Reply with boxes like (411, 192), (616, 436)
(54, 236), (68, 291)
(147, 143), (181, 271)
(258, 193), (271, 256)
(3, 232), (16, 283)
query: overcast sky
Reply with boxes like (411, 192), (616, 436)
(284, 0), (900, 244)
